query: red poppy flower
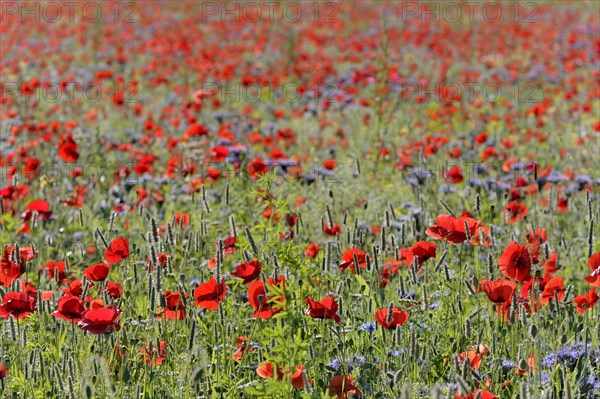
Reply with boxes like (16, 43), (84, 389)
(378, 266), (393, 288)
(328, 375), (361, 398)
(58, 135), (79, 162)
(83, 263), (110, 282)
(504, 201), (528, 223)
(174, 213), (190, 226)
(454, 389), (498, 399)
(221, 235), (237, 254)
(157, 291), (186, 320)
(105, 282), (123, 299)
(305, 243), (320, 258)
(374, 307), (409, 330)
(457, 345), (489, 371)
(477, 280), (516, 303)
(231, 259), (262, 284)
(44, 261), (68, 281)
(542, 253), (559, 278)
(256, 362), (284, 381)
(324, 223), (341, 236)
(193, 278), (226, 310)
(231, 336), (250, 361)
(0, 245), (33, 286)
(77, 305), (121, 334)
(184, 123), (209, 138)
(146, 253), (170, 271)
(584, 252), (600, 287)
(22, 199), (52, 221)
(62, 280), (84, 296)
(0, 292), (36, 319)
(305, 295), (341, 324)
(247, 158), (269, 178)
(291, 364), (312, 389)
(339, 248), (367, 273)
(400, 241), (437, 269)
(209, 145), (230, 162)
(104, 237), (129, 264)
(427, 212), (491, 246)
(573, 289), (599, 314)
(444, 166), (464, 183)
(53, 294), (85, 322)
(0, 365), (7, 380)
(322, 159), (337, 170)
(498, 242), (537, 282)
(557, 195), (568, 212)
(141, 341), (167, 366)
(248, 280), (284, 319)
(540, 276), (565, 304)
(526, 228), (547, 251)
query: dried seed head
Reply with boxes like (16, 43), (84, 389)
(325, 204), (334, 228)
(464, 220), (471, 241)
(229, 215), (237, 237)
(95, 228), (109, 248)
(386, 302), (395, 324)
(109, 211), (116, 232)
(245, 227), (258, 256)
(588, 219), (594, 258)
(150, 218), (159, 243)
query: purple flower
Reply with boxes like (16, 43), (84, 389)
(502, 359), (516, 372)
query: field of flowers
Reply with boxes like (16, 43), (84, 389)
(0, 1), (599, 398)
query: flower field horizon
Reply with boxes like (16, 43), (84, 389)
(0, 1), (599, 398)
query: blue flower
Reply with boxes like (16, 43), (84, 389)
(360, 322), (376, 334)
(580, 374), (600, 394)
(327, 358), (341, 371)
(541, 342), (600, 370)
(501, 359), (516, 372)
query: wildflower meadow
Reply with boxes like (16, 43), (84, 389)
(0, 1), (599, 398)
